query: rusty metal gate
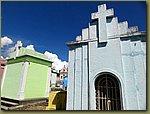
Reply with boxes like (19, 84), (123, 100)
(95, 74), (122, 110)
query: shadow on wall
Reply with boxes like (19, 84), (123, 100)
(46, 91), (67, 110)
(98, 42), (107, 48)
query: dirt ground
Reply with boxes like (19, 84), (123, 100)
(14, 102), (48, 110)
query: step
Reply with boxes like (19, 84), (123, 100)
(1, 97), (19, 104)
(8, 105), (24, 110)
(1, 100), (19, 106)
(1, 105), (9, 110)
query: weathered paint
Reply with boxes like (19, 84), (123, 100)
(1, 62), (23, 99)
(24, 62), (49, 99)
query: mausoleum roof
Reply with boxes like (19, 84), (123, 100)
(66, 31), (146, 46)
(7, 54), (52, 66)
(7, 47), (52, 66)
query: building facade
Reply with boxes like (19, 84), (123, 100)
(66, 4), (146, 110)
(50, 66), (68, 91)
(59, 65), (68, 81)
(59, 65), (68, 90)
(50, 69), (60, 90)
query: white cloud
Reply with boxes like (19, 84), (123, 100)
(44, 51), (68, 71)
(61, 61), (68, 68)
(1, 36), (13, 48)
(26, 45), (35, 51)
(1, 56), (3, 58)
(6, 47), (16, 57)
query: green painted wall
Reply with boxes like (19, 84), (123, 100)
(1, 62), (23, 99)
(24, 62), (49, 99)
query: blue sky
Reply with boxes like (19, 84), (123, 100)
(1, 1), (146, 61)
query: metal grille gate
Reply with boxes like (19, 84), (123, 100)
(95, 74), (121, 110)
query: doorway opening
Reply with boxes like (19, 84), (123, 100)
(95, 73), (122, 110)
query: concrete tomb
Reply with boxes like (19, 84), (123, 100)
(1, 41), (52, 101)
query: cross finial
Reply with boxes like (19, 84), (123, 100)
(15, 41), (22, 49)
(91, 4), (114, 20)
(91, 4), (114, 42)
(14, 41), (22, 58)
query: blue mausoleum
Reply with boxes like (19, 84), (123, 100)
(66, 4), (146, 110)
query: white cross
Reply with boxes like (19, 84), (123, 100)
(15, 41), (22, 58)
(91, 8), (114, 20)
(90, 4), (114, 42)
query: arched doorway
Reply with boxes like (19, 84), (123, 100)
(95, 73), (122, 110)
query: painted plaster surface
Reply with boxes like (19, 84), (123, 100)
(66, 4), (146, 110)
(1, 42), (52, 101)
(24, 62), (48, 99)
(1, 62), (23, 99)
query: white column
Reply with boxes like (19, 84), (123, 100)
(81, 45), (88, 110)
(88, 42), (97, 110)
(74, 46), (82, 110)
(45, 67), (51, 98)
(17, 61), (29, 100)
(66, 49), (75, 110)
